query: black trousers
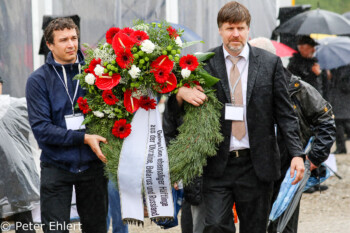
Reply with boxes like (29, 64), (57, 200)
(181, 200), (193, 233)
(40, 162), (108, 233)
(0, 211), (36, 233)
(202, 154), (273, 233)
(335, 119), (350, 152)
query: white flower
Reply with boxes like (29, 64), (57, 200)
(181, 68), (191, 78)
(133, 24), (149, 32)
(93, 111), (104, 118)
(85, 73), (96, 85)
(175, 36), (182, 48)
(94, 64), (104, 76)
(141, 40), (155, 54)
(128, 65), (141, 79)
(131, 89), (143, 99)
(108, 112), (116, 119)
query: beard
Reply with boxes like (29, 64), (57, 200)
(226, 41), (244, 54)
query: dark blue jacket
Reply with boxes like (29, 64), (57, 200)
(26, 50), (100, 173)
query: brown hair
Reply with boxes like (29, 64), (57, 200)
(217, 1), (251, 28)
(44, 17), (79, 44)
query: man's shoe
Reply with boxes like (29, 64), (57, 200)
(304, 184), (328, 194)
(304, 186), (316, 194)
(332, 149), (347, 154)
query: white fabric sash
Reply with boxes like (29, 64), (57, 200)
(118, 106), (174, 223)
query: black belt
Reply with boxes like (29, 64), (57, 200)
(229, 149), (250, 158)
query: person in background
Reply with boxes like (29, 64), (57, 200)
(287, 36), (330, 99)
(328, 64), (350, 154)
(26, 18), (108, 233)
(106, 179), (128, 233)
(0, 76), (38, 233)
(249, 37), (336, 233)
(164, 2), (305, 232)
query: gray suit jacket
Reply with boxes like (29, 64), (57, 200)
(203, 44), (304, 182)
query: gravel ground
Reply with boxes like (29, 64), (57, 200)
(132, 151), (350, 233)
(5, 147), (350, 233)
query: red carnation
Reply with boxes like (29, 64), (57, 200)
(102, 90), (119, 105)
(77, 97), (91, 114)
(120, 27), (135, 37)
(112, 119), (132, 139)
(179, 55), (199, 71)
(115, 48), (134, 69)
(167, 26), (179, 39)
(131, 30), (149, 46)
(155, 72), (178, 94)
(106, 27), (120, 44)
(139, 96), (157, 111)
(95, 73), (121, 90)
(150, 66), (170, 84)
(112, 32), (135, 51)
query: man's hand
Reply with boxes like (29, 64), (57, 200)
(290, 157), (305, 185)
(176, 85), (207, 107)
(84, 134), (108, 163)
(311, 63), (321, 76)
(306, 156), (318, 171)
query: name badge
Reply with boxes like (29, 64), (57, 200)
(64, 113), (86, 130)
(225, 103), (244, 121)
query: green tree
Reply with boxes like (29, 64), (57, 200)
(295, 0), (350, 14)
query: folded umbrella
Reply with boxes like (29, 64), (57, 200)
(268, 137), (314, 227)
(276, 160), (311, 233)
(315, 36), (350, 70)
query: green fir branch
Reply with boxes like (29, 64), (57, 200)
(168, 91), (224, 185)
(86, 118), (123, 184)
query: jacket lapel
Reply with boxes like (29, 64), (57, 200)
(214, 46), (231, 102)
(246, 45), (260, 105)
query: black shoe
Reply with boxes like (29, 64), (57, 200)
(304, 184), (328, 194)
(332, 149), (347, 154)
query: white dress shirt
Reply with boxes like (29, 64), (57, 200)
(223, 44), (250, 151)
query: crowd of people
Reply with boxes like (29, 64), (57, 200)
(0, 1), (347, 233)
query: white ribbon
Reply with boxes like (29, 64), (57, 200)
(118, 106), (174, 223)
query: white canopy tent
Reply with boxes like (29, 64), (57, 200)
(0, 0), (292, 97)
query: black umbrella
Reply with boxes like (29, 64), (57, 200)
(276, 9), (350, 35)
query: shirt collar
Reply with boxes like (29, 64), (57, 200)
(54, 56), (79, 65)
(223, 43), (250, 61)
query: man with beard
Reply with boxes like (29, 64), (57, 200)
(164, 2), (305, 233)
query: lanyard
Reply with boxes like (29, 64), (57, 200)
(228, 58), (248, 104)
(52, 64), (81, 115)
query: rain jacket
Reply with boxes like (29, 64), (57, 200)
(288, 53), (328, 98)
(26, 50), (100, 173)
(279, 70), (336, 169)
